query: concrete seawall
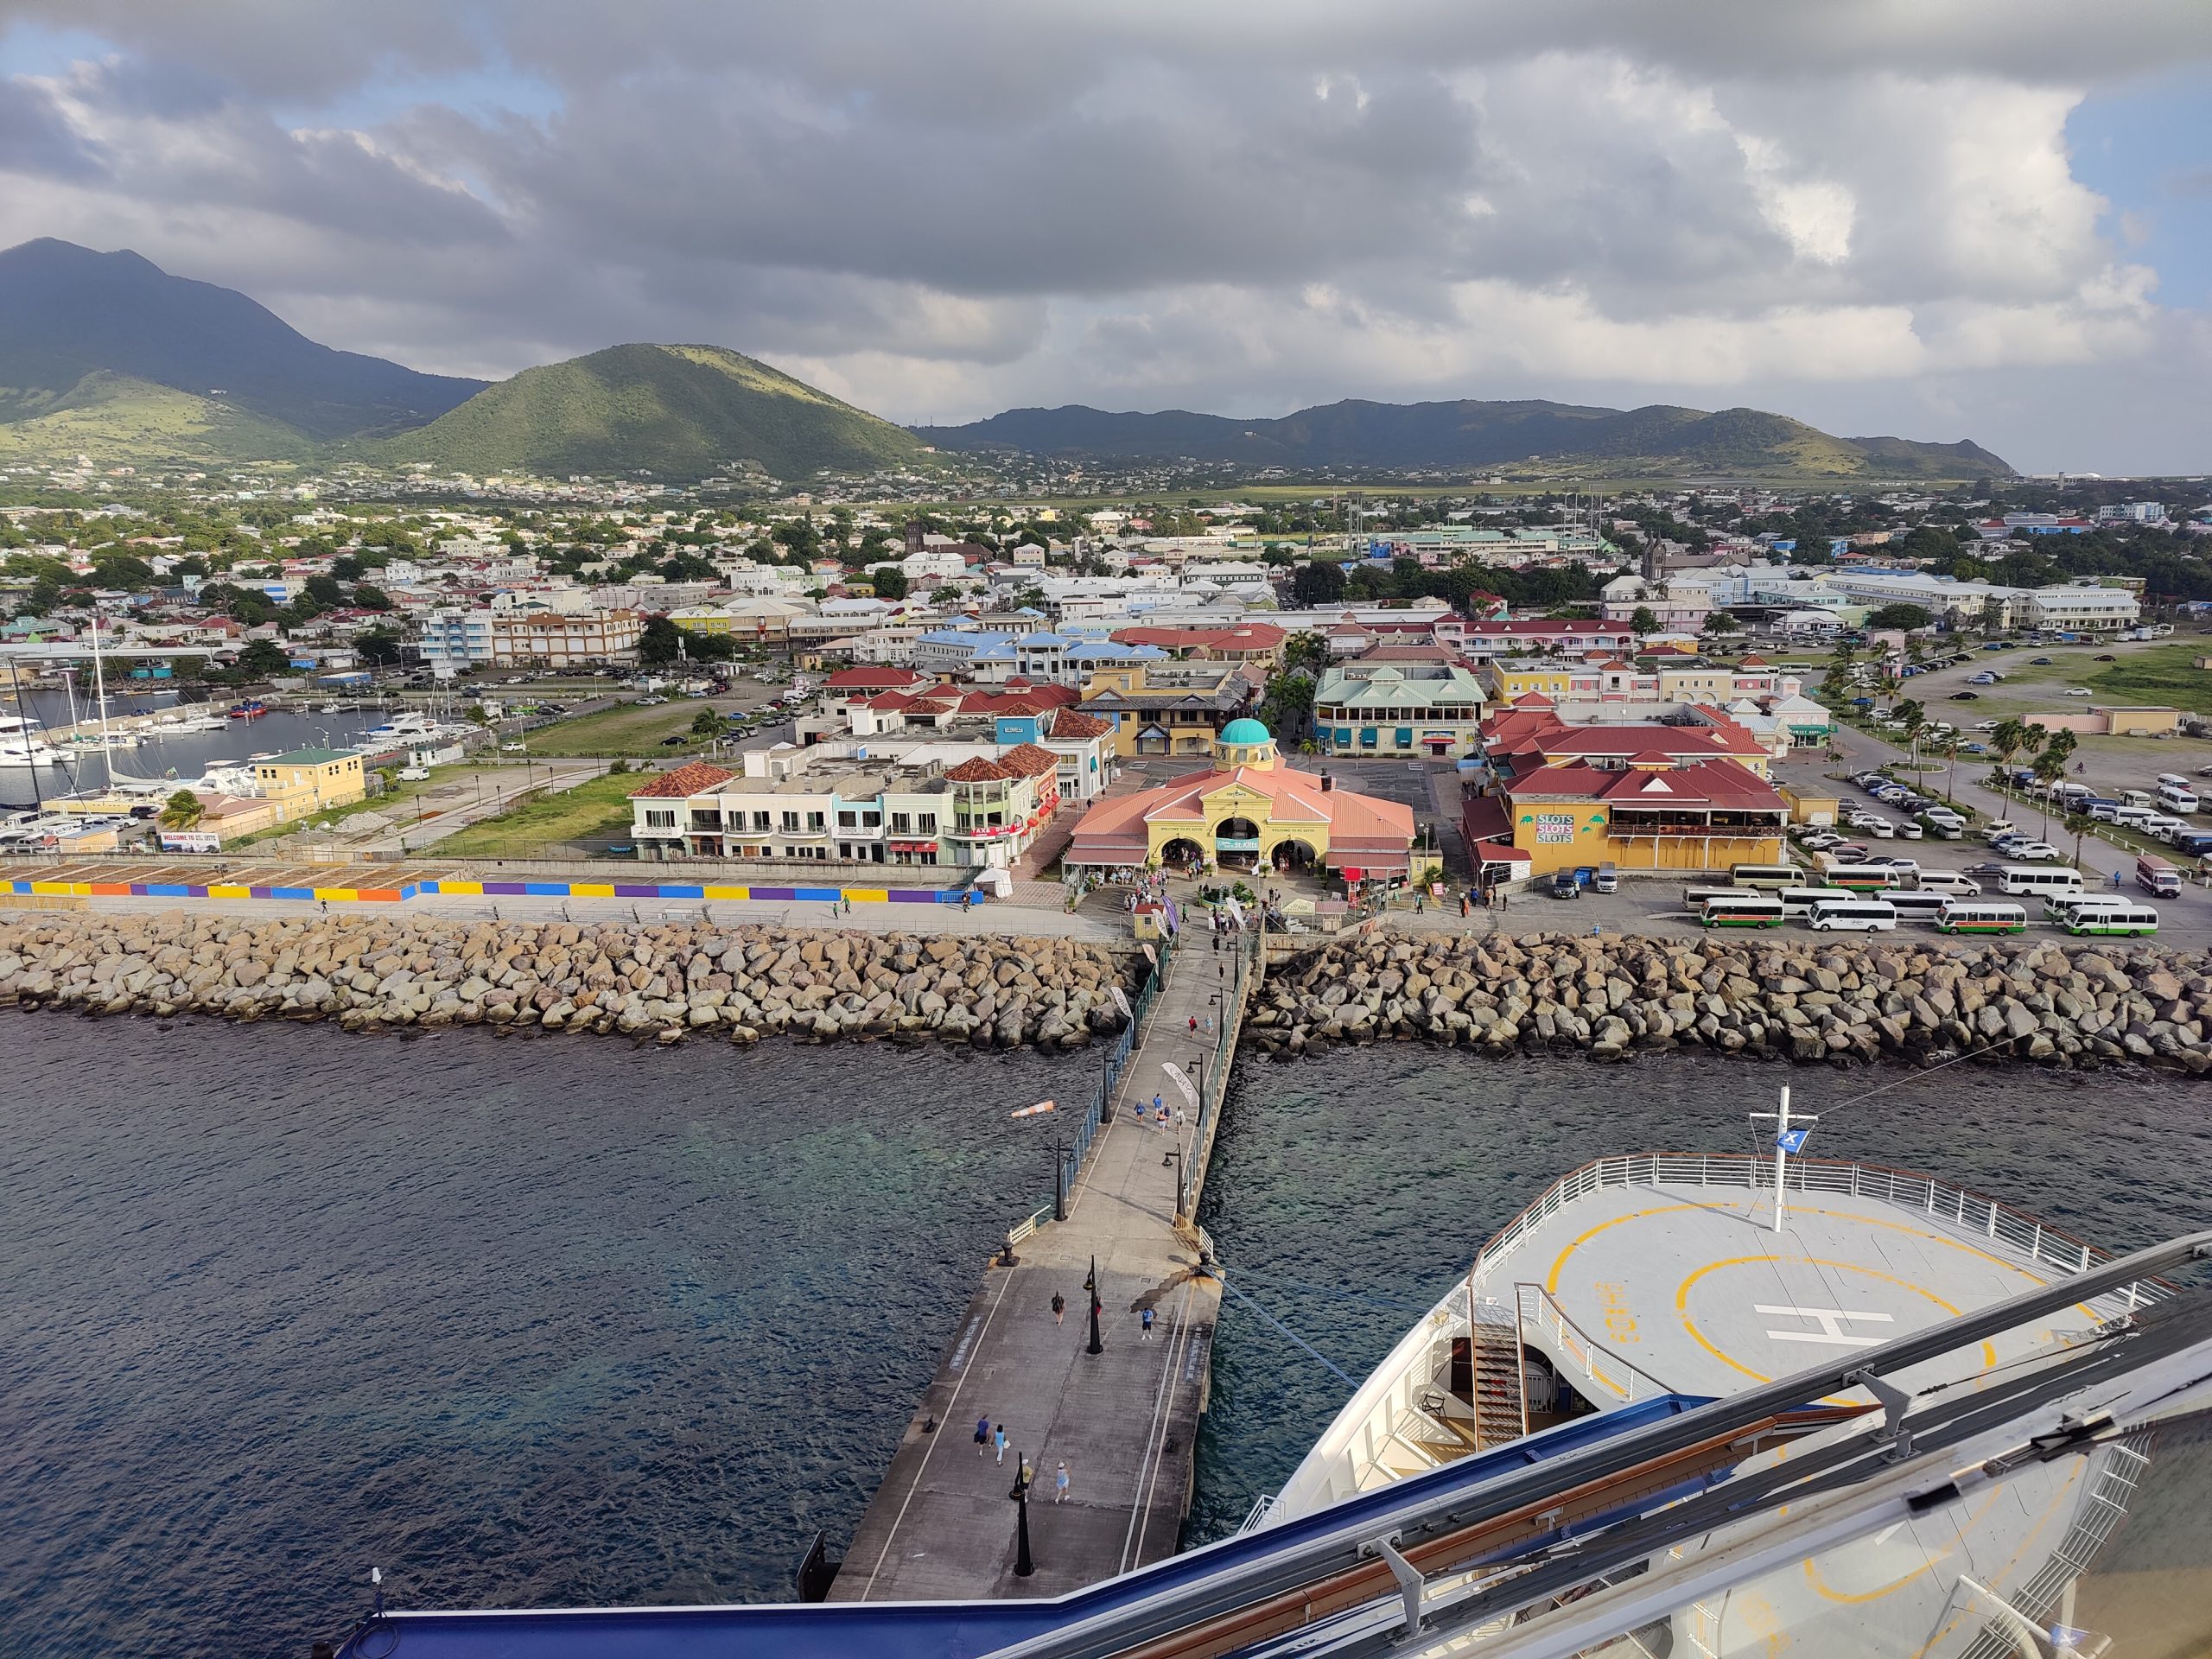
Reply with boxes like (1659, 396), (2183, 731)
(0, 912), (1135, 1048)
(1249, 930), (2212, 1071)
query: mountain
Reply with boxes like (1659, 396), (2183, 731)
(0, 238), (484, 444)
(916, 397), (2013, 480)
(0, 372), (313, 467)
(372, 343), (933, 482)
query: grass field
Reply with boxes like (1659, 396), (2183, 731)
(525, 700), (725, 757)
(2081, 642), (2212, 715)
(435, 771), (642, 856)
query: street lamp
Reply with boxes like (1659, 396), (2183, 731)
(1085, 1254), (1103, 1356)
(1010, 1452), (1036, 1578)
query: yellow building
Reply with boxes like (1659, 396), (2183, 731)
(1065, 719), (1417, 880)
(254, 748), (367, 822)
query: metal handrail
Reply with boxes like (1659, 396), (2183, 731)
(1473, 1152), (2130, 1294)
(1513, 1282), (1667, 1405)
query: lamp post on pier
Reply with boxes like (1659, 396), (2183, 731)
(1085, 1254), (1103, 1355)
(1010, 1452), (1036, 1577)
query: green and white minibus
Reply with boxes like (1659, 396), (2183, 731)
(1935, 899), (2027, 935)
(1698, 893), (1786, 928)
(2062, 903), (2159, 938)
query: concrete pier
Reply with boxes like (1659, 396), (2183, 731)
(831, 935), (1252, 1601)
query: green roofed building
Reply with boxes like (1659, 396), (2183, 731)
(1314, 663), (1488, 759)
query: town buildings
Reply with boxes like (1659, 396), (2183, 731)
(1065, 719), (1417, 882)
(1312, 662), (1488, 759)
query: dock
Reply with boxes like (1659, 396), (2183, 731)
(830, 931), (1254, 1601)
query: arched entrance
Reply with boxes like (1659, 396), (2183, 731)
(1214, 816), (1262, 870)
(1270, 837), (1319, 874)
(1159, 836), (1206, 872)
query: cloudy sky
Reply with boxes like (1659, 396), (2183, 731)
(3, 1), (2209, 473)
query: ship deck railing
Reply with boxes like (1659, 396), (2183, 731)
(1472, 1151), (2166, 1309)
(1509, 1281), (1669, 1407)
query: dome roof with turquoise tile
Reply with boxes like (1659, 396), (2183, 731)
(1219, 717), (1271, 745)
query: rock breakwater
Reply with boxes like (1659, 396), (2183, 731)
(1249, 931), (2212, 1071)
(0, 912), (1134, 1048)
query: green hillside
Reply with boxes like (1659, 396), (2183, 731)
(370, 343), (935, 482)
(918, 397), (2012, 480)
(0, 372), (311, 466)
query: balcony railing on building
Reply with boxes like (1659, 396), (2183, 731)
(1607, 809), (1789, 837)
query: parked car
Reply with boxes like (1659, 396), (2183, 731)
(2063, 687), (2093, 697)
(397, 766), (430, 782)
(2094, 653), (2117, 661)
(500, 741), (527, 753)
(1948, 691), (1980, 701)
(2005, 841), (2063, 861)
(1896, 822), (1924, 840)
(1800, 831), (1844, 851)
(2030, 656), (2053, 664)
(1973, 720), (2000, 732)
(1546, 870), (1581, 899)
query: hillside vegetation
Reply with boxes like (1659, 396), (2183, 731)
(0, 372), (312, 465)
(371, 343), (935, 482)
(918, 397), (2012, 480)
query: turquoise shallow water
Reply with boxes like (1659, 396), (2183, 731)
(1187, 1047), (2212, 1543)
(0, 1014), (1077, 1657)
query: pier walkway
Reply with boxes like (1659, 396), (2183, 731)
(830, 931), (1252, 1602)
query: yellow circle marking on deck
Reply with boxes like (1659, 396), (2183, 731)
(1796, 1484), (2004, 1604)
(1904, 1459), (2086, 1658)
(1543, 1203), (1730, 1294)
(1784, 1201), (2102, 1325)
(1673, 1256), (2000, 1388)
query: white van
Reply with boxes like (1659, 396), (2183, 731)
(2120, 789), (2154, 810)
(2156, 781), (2200, 815)
(2137, 854), (2183, 897)
(1998, 865), (2085, 897)
(2156, 772), (2193, 791)
(1808, 897), (1898, 932)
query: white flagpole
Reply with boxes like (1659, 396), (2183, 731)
(1772, 1084), (1791, 1235)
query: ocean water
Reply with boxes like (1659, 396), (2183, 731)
(8, 1010), (2207, 1656)
(0, 1014), (1073, 1656)
(1187, 1046), (2212, 1542)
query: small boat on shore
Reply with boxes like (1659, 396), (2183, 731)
(226, 700), (267, 720)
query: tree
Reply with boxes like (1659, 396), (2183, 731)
(2062, 807), (2096, 874)
(353, 626), (404, 667)
(1893, 699), (1928, 769)
(639, 614), (684, 665)
(690, 708), (723, 737)
(1986, 716), (2029, 793)
(1701, 610), (1743, 638)
(1283, 631), (1332, 677)
(869, 566), (910, 600)
(351, 582), (394, 611)
(157, 789), (204, 830)
(1867, 603), (1933, 632)
(1630, 606), (1660, 636)
(1288, 561), (1347, 607)
(931, 585), (965, 606)
(2030, 728), (2076, 836)
(236, 639), (288, 677)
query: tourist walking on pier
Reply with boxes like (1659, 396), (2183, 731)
(995, 1425), (1008, 1465)
(1055, 1461), (1070, 1503)
(975, 1415), (990, 1452)
(1141, 1306), (1155, 1340)
(1052, 1291), (1065, 1326)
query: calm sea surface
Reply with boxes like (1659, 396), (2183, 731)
(1, 1015), (1071, 1656)
(6, 1015), (2209, 1656)
(1188, 1047), (2212, 1542)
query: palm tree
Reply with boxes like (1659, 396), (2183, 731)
(158, 789), (204, 830)
(1894, 698), (1927, 772)
(1985, 716), (2028, 799)
(2030, 740), (2071, 839)
(2062, 807), (2096, 874)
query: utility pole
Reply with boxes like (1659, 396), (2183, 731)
(1750, 1085), (1815, 1235)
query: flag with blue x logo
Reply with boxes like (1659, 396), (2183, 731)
(1776, 1127), (1811, 1154)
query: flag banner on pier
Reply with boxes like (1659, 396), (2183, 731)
(1010, 1100), (1056, 1118)
(1161, 1064), (1199, 1113)
(1777, 1127), (1811, 1153)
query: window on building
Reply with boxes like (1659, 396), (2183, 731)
(752, 810), (772, 831)
(837, 810), (857, 829)
(645, 809), (677, 829)
(918, 812), (938, 832)
(807, 811), (825, 830)
(780, 811), (800, 832)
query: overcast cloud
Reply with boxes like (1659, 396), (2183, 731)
(2, 0), (2210, 471)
